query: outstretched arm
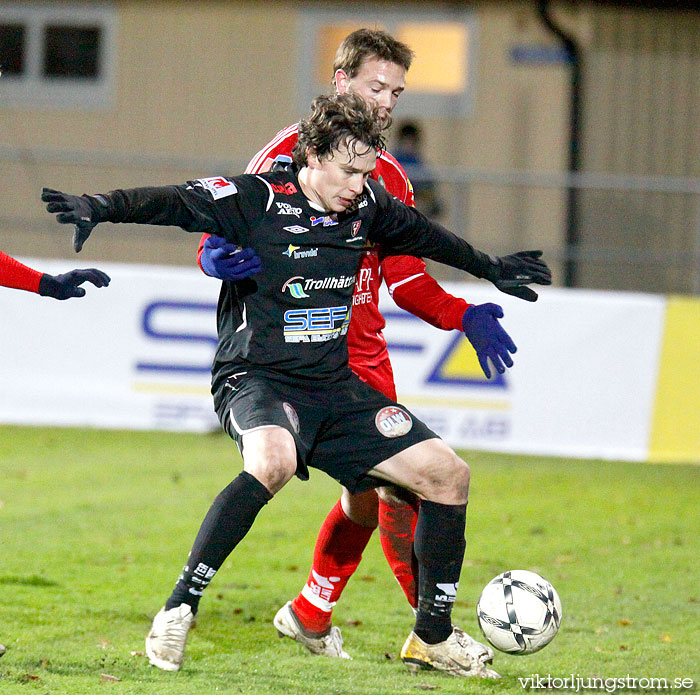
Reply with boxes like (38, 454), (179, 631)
(0, 250), (110, 299)
(42, 185), (221, 252)
(369, 185), (552, 301)
(1, 251), (43, 292)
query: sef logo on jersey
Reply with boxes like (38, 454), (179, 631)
(283, 306), (351, 343)
(196, 177), (238, 200)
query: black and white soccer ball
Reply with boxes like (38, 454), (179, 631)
(477, 570), (562, 654)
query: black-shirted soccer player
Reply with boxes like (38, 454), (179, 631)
(42, 93), (551, 678)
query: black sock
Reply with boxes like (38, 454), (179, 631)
(165, 470), (272, 613)
(413, 500), (467, 644)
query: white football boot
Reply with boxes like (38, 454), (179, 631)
(400, 626), (500, 678)
(273, 601), (351, 659)
(145, 604), (194, 671)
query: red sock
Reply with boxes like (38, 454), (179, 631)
(378, 497), (420, 608)
(291, 500), (375, 634)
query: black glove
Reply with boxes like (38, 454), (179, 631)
(487, 250), (552, 302)
(41, 188), (104, 252)
(38, 268), (111, 300)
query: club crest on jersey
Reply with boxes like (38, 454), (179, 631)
(277, 202), (302, 217)
(195, 176), (238, 200)
(375, 406), (413, 438)
(310, 215), (338, 227)
(344, 216), (364, 243)
(281, 276), (310, 299)
(283, 402), (300, 434)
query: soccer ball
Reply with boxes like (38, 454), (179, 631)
(477, 570), (562, 654)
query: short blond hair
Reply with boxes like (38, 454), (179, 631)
(332, 28), (413, 81)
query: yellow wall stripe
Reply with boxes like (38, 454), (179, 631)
(649, 296), (700, 463)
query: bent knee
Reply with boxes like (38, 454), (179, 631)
(254, 457), (297, 494)
(242, 427), (298, 494)
(422, 443), (470, 504)
(438, 451), (470, 495)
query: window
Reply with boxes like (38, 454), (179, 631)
(43, 25), (101, 79)
(0, 3), (116, 109)
(298, 7), (478, 119)
(0, 24), (25, 76)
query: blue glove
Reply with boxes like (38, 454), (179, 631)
(38, 268), (111, 300)
(462, 303), (517, 379)
(200, 235), (261, 281)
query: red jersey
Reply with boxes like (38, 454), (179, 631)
(198, 124), (469, 376)
(0, 251), (42, 293)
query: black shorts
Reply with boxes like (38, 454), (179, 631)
(214, 369), (439, 494)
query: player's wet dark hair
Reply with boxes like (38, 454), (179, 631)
(332, 28), (414, 81)
(293, 93), (385, 167)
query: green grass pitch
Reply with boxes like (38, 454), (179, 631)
(0, 425), (698, 694)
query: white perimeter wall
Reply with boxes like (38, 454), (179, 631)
(1, 259), (666, 461)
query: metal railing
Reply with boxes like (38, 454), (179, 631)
(2, 144), (699, 294)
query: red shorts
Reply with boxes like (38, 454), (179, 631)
(352, 358), (397, 401)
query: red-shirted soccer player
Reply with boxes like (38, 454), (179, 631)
(198, 30), (516, 660)
(0, 250), (109, 299)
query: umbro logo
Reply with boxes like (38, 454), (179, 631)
(283, 225), (309, 234)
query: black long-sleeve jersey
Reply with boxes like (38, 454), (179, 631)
(92, 168), (497, 393)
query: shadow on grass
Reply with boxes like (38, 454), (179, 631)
(0, 575), (59, 587)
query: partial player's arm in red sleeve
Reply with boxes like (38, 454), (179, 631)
(196, 233), (210, 270)
(0, 251), (43, 293)
(381, 254), (470, 332)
